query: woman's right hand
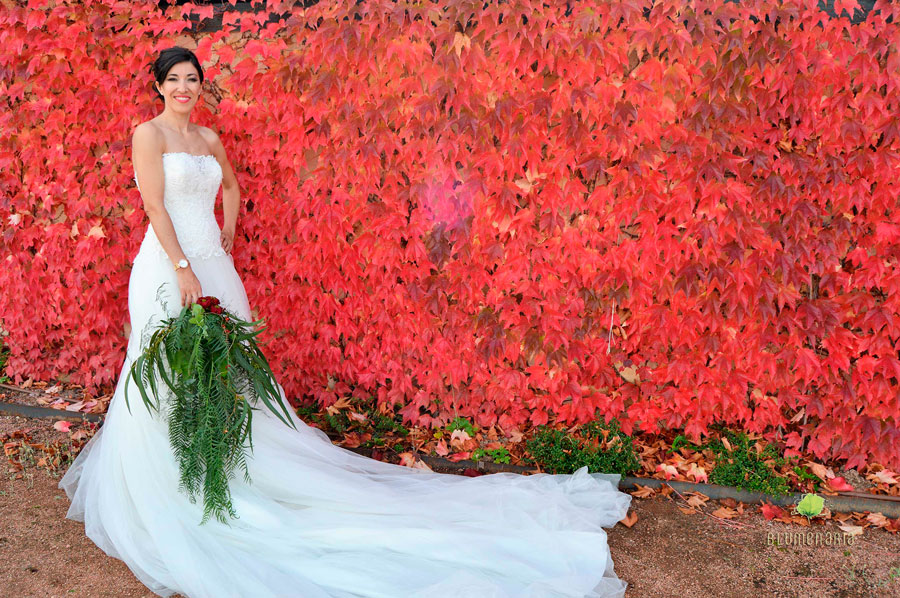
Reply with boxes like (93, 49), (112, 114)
(177, 268), (203, 307)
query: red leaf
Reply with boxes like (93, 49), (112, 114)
(447, 451), (471, 462)
(826, 476), (855, 492)
(760, 503), (788, 521)
(434, 439), (449, 456)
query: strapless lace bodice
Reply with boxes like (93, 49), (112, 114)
(134, 152), (226, 260)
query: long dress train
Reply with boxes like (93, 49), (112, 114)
(58, 151), (633, 598)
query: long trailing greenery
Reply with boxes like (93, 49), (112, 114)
(125, 295), (297, 525)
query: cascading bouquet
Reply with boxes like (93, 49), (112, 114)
(124, 295), (297, 525)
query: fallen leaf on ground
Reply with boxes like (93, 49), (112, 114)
(398, 452), (418, 467)
(761, 503), (788, 521)
(711, 506), (738, 519)
(686, 493), (709, 509)
(870, 470), (898, 485)
(337, 431), (369, 448)
(53, 421), (72, 432)
(618, 511), (638, 527)
(805, 460), (835, 481)
(687, 463), (708, 483)
(866, 512), (890, 527)
(506, 429), (524, 443)
(656, 463), (678, 480)
(826, 476), (855, 492)
(411, 458), (433, 471)
(449, 429), (470, 450)
(324, 396), (352, 417)
(434, 439), (448, 456)
(450, 429), (470, 440)
(838, 524), (864, 536)
(833, 512), (854, 523)
(630, 484), (656, 498)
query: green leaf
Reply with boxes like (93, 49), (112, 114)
(796, 493), (824, 518)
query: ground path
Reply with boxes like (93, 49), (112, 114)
(1, 412), (898, 598)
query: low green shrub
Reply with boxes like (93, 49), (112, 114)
(707, 430), (793, 496)
(525, 418), (640, 475)
(295, 399), (409, 450)
(444, 416), (478, 437)
(0, 340), (9, 384)
(470, 447), (511, 464)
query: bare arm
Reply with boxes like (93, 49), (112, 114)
(202, 127), (240, 253)
(132, 124), (202, 306)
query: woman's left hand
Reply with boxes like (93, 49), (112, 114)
(220, 225), (235, 254)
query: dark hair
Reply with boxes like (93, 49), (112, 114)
(150, 47), (204, 102)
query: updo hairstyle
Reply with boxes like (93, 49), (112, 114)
(150, 47), (204, 102)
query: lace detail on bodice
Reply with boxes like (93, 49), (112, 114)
(135, 153), (226, 260)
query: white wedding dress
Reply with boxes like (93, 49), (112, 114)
(58, 151), (633, 598)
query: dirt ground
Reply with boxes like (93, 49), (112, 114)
(1, 412), (899, 598)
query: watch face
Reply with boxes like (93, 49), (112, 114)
(178, 259), (188, 268)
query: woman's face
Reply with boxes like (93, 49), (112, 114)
(156, 61), (201, 112)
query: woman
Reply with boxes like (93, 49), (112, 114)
(59, 46), (633, 598)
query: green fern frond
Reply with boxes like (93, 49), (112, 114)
(126, 298), (296, 525)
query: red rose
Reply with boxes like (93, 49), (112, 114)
(210, 305), (225, 315)
(197, 296), (221, 310)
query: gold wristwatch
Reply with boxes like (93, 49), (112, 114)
(173, 258), (190, 271)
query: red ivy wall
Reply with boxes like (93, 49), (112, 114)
(2, 0), (900, 470)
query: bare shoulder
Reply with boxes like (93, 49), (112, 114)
(198, 125), (223, 150)
(132, 120), (164, 154)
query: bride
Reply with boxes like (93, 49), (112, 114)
(59, 46), (633, 598)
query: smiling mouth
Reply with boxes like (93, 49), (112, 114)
(174, 96), (191, 102)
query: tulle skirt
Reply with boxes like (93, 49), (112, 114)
(59, 244), (633, 598)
